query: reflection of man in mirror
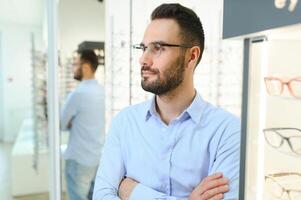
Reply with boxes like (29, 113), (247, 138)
(93, 3), (240, 200)
(274, 0), (299, 12)
(61, 49), (105, 200)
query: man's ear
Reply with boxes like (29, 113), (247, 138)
(187, 46), (201, 69)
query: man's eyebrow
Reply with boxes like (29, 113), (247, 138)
(140, 41), (167, 46)
(155, 40), (168, 44)
(140, 40), (167, 45)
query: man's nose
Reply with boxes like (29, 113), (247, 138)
(139, 50), (153, 67)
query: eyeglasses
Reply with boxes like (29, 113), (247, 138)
(263, 128), (301, 155)
(264, 77), (301, 99)
(132, 42), (192, 58)
(265, 172), (301, 200)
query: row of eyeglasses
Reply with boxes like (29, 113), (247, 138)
(263, 76), (301, 200)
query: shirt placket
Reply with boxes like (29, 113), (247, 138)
(160, 121), (177, 196)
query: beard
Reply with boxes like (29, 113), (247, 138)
(141, 55), (185, 95)
(73, 67), (83, 81)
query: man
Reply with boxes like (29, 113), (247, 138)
(61, 49), (105, 200)
(93, 3), (240, 200)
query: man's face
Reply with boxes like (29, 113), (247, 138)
(139, 19), (187, 95)
(72, 55), (83, 81)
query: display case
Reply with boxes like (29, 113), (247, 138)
(243, 26), (301, 200)
(223, 1), (301, 199)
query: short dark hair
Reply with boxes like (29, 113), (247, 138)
(77, 49), (99, 71)
(151, 3), (205, 66)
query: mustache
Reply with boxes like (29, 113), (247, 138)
(141, 65), (159, 74)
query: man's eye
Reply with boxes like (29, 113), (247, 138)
(153, 44), (162, 51)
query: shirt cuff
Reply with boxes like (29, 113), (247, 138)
(129, 183), (176, 200)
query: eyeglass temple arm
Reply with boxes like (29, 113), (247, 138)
(263, 127), (301, 132)
(266, 172), (301, 177)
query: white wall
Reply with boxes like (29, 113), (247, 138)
(0, 23), (43, 142)
(0, 0), (43, 27)
(58, 0), (105, 58)
(0, 0), (44, 142)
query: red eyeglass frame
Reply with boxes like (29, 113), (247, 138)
(264, 76), (301, 98)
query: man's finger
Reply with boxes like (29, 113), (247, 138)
(208, 193), (224, 200)
(200, 185), (229, 199)
(198, 177), (229, 194)
(202, 173), (223, 183)
(195, 173), (223, 191)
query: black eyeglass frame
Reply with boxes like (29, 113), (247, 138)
(263, 127), (301, 155)
(132, 42), (193, 57)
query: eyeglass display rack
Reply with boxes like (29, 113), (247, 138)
(31, 36), (48, 172)
(31, 42), (79, 173)
(58, 56), (78, 106)
(240, 31), (301, 200)
(222, 1), (301, 199)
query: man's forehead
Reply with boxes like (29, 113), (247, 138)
(142, 19), (181, 44)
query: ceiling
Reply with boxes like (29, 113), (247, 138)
(0, 0), (44, 26)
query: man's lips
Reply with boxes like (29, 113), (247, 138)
(141, 70), (157, 77)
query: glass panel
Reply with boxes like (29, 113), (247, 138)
(58, 0), (105, 199)
(0, 0), (50, 199)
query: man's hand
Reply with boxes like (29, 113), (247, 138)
(67, 121), (72, 129)
(188, 173), (230, 200)
(118, 177), (139, 200)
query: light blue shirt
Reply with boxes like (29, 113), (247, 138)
(93, 92), (240, 199)
(61, 79), (105, 167)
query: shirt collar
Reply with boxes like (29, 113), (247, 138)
(80, 79), (97, 84)
(185, 92), (206, 124)
(144, 91), (206, 123)
(145, 95), (157, 121)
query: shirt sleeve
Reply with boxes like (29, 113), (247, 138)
(60, 92), (79, 131)
(209, 116), (241, 200)
(93, 117), (125, 200)
(129, 183), (185, 200)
